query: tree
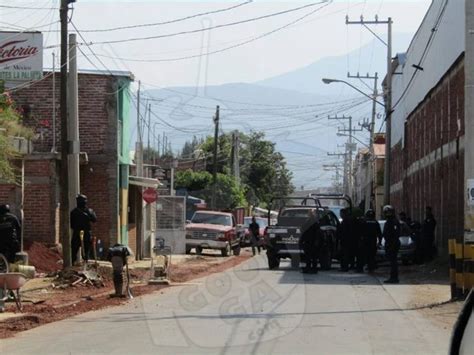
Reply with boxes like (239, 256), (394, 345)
(180, 131), (294, 208)
(181, 135), (204, 158)
(0, 88), (33, 182)
(175, 169), (245, 210)
(239, 132), (294, 208)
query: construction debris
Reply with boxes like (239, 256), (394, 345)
(51, 268), (104, 289)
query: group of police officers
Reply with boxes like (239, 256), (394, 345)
(298, 204), (437, 283)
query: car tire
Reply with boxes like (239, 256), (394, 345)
(290, 255), (300, 269)
(221, 244), (231, 257)
(233, 245), (241, 256)
(195, 246), (203, 255)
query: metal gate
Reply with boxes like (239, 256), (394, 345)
(155, 196), (186, 254)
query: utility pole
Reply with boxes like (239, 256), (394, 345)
(346, 15), (392, 205)
(231, 131), (240, 184)
(347, 72), (379, 147)
(147, 102), (151, 163)
(67, 33), (80, 231)
(135, 80), (144, 260)
(327, 151), (348, 195)
(323, 164), (343, 194)
(59, 0), (71, 268)
(329, 115), (361, 197)
(211, 105), (220, 209)
(348, 72), (379, 212)
(162, 132), (166, 156)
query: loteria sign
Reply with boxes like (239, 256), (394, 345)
(0, 32), (43, 81)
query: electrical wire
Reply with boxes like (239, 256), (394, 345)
(392, 0), (449, 110)
(74, 1), (252, 33)
(93, 1), (332, 63)
(79, 1), (329, 46)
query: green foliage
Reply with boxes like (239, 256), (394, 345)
(179, 131), (294, 209)
(175, 169), (245, 210)
(0, 88), (33, 183)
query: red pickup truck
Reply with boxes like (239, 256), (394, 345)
(185, 210), (244, 257)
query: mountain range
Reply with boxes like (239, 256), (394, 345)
(142, 34), (414, 189)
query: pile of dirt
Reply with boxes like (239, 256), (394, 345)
(26, 242), (62, 273)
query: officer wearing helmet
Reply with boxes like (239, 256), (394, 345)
(359, 209), (382, 272)
(382, 205), (401, 283)
(70, 194), (97, 265)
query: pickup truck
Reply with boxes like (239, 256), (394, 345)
(265, 197), (341, 270)
(185, 210), (243, 257)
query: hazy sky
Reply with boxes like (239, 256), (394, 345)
(2, 0), (431, 87)
(1, 0), (433, 189)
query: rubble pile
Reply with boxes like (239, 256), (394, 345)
(51, 268), (105, 289)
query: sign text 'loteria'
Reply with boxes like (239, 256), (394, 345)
(0, 32), (43, 82)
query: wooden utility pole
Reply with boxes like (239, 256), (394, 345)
(211, 105), (220, 209)
(60, 0), (71, 268)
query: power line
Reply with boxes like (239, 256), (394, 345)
(73, 1), (252, 33)
(0, 4), (57, 10)
(78, 1), (329, 46)
(392, 0), (449, 110)
(92, 1), (332, 62)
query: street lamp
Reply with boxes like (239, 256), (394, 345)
(322, 78), (386, 108)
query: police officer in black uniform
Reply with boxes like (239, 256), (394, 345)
(300, 209), (321, 274)
(70, 194), (97, 264)
(339, 208), (357, 272)
(422, 206), (437, 262)
(0, 204), (21, 263)
(382, 205), (401, 284)
(360, 209), (382, 272)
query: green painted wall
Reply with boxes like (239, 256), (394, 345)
(118, 80), (131, 165)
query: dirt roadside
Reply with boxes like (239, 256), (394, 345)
(0, 250), (252, 339)
(374, 258), (464, 330)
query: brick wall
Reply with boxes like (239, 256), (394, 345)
(390, 57), (465, 253)
(11, 72), (120, 155)
(2, 72), (128, 248)
(0, 158), (57, 244)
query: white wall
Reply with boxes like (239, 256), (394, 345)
(391, 0), (465, 147)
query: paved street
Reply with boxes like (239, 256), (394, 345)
(1, 256), (454, 355)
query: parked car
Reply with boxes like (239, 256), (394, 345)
(241, 216), (268, 247)
(185, 210), (243, 257)
(377, 220), (416, 265)
(265, 197), (341, 270)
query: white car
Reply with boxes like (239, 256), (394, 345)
(377, 220), (416, 265)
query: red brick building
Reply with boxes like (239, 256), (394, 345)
(388, 1), (465, 253)
(1, 69), (133, 250)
